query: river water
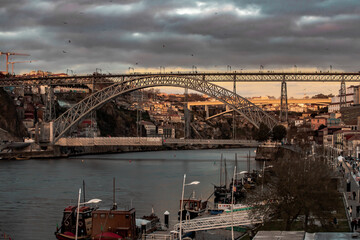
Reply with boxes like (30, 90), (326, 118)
(0, 148), (260, 239)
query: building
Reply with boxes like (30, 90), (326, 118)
(158, 125), (175, 138)
(140, 121), (156, 137)
(347, 135), (360, 158)
(329, 85), (360, 113)
(311, 115), (328, 130)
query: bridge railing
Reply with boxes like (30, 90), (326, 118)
(57, 137), (163, 146)
(163, 139), (258, 145)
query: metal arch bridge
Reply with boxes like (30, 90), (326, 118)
(52, 75), (278, 143)
(173, 210), (262, 233)
(2, 72), (360, 86)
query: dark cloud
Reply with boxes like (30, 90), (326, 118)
(1, 0), (360, 83)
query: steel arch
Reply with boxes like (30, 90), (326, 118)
(53, 75), (278, 143)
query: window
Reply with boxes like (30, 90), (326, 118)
(100, 214), (106, 219)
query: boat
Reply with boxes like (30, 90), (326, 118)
(55, 205), (94, 240)
(178, 192), (208, 220)
(55, 178), (138, 240)
(137, 210), (161, 233)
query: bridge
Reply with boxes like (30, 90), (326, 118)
(56, 137), (259, 147)
(50, 75), (279, 143)
(1, 71), (355, 143)
(2, 72), (360, 87)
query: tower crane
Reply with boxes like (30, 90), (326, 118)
(0, 52), (30, 73)
(8, 60), (36, 74)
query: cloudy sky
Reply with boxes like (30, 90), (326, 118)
(1, 0), (360, 97)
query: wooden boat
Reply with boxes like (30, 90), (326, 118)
(55, 205), (94, 240)
(178, 196), (208, 220)
(55, 179), (137, 240)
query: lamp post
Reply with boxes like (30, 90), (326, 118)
(230, 169), (248, 240)
(179, 174), (199, 240)
(231, 166), (236, 240)
(75, 188), (102, 240)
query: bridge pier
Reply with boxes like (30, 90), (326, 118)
(184, 87), (191, 139)
(340, 77), (347, 110)
(280, 77), (288, 123)
(44, 86), (56, 122)
(205, 105), (209, 119)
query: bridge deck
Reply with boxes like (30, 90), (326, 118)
(2, 72), (360, 87)
(56, 137), (259, 147)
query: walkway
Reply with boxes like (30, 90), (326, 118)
(173, 210), (262, 233)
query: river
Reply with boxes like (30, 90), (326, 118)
(0, 147), (260, 239)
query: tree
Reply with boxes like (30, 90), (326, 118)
(254, 122), (271, 142)
(248, 147), (340, 231)
(272, 125), (287, 142)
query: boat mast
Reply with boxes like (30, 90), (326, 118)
(235, 153), (238, 174)
(220, 153), (223, 186)
(224, 158), (228, 188)
(83, 180), (86, 204)
(112, 177), (117, 210)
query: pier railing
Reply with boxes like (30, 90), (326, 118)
(173, 210), (262, 233)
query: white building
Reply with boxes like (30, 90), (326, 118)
(328, 85), (360, 113)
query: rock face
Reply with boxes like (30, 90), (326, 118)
(0, 88), (28, 139)
(96, 102), (138, 137)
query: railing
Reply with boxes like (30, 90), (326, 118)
(163, 139), (259, 146)
(173, 210), (262, 233)
(56, 137), (163, 146)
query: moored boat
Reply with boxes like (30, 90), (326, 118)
(55, 178), (138, 240)
(178, 196), (208, 220)
(55, 205), (94, 240)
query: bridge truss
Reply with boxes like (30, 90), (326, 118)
(1, 72), (360, 87)
(52, 75), (278, 142)
(173, 210), (262, 233)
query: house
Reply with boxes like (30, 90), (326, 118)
(311, 115), (328, 130)
(140, 121), (156, 137)
(347, 135), (360, 158)
(333, 130), (360, 154)
(158, 125), (175, 138)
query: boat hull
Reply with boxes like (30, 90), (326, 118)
(55, 232), (90, 240)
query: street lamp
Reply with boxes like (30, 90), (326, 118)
(230, 169), (248, 240)
(75, 188), (102, 240)
(179, 174), (199, 240)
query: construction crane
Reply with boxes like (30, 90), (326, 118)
(0, 52), (30, 74)
(8, 60), (36, 74)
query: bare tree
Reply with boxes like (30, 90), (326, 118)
(248, 147), (339, 231)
